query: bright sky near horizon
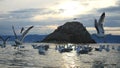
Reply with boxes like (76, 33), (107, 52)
(0, 0), (120, 35)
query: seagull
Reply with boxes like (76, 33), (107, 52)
(20, 27), (24, 33)
(112, 46), (115, 50)
(0, 36), (10, 48)
(12, 26), (33, 47)
(38, 46), (46, 55)
(94, 12), (105, 37)
(105, 45), (110, 52)
(55, 45), (58, 50)
(117, 46), (120, 51)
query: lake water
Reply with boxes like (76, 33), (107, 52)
(0, 43), (120, 68)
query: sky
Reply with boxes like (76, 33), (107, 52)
(0, 0), (120, 35)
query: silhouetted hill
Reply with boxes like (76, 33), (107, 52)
(42, 21), (95, 43)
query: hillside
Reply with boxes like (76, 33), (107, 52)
(42, 21), (95, 43)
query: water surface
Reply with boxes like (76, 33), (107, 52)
(0, 43), (120, 68)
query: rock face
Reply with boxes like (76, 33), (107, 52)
(42, 21), (95, 43)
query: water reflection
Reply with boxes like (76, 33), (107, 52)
(0, 43), (119, 68)
(62, 52), (78, 68)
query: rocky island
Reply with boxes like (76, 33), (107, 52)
(42, 21), (95, 43)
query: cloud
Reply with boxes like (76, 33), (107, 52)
(0, 8), (64, 20)
(98, 6), (120, 13)
(29, 25), (58, 35)
(96, 4), (120, 27)
(0, 0), (120, 35)
(34, 25), (58, 29)
(87, 27), (120, 31)
(9, 8), (42, 13)
(74, 3), (120, 27)
(116, 0), (120, 5)
(5, 9), (40, 19)
(86, 27), (120, 35)
(0, 17), (61, 35)
(31, 13), (65, 22)
(10, 8), (63, 15)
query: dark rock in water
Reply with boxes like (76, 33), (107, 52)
(42, 21), (95, 43)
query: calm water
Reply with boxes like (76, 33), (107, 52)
(0, 43), (120, 68)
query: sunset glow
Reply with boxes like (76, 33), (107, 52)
(57, 1), (85, 17)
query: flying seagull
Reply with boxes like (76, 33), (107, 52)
(0, 36), (10, 48)
(94, 12), (105, 37)
(20, 27), (24, 33)
(12, 26), (34, 46)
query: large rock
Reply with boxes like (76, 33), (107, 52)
(42, 21), (95, 43)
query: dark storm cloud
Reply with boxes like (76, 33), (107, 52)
(0, 14), (65, 35)
(75, 9), (120, 27)
(9, 8), (42, 13)
(105, 20), (120, 27)
(0, 8), (64, 20)
(74, 3), (120, 27)
(98, 6), (120, 13)
(0, 20), (35, 35)
(72, 0), (120, 27)
(97, 5), (120, 27)
(0, 8), (64, 26)
(74, 13), (98, 27)
(10, 8), (64, 15)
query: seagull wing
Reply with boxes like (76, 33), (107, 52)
(2, 36), (10, 45)
(20, 27), (24, 33)
(100, 24), (104, 34)
(98, 12), (105, 34)
(98, 12), (105, 25)
(94, 19), (99, 34)
(0, 36), (4, 41)
(20, 26), (33, 41)
(5, 36), (10, 42)
(12, 26), (18, 39)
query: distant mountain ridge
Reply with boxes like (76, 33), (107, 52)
(0, 34), (120, 43)
(91, 34), (120, 43)
(0, 35), (47, 43)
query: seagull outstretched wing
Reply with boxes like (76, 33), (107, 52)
(20, 27), (24, 33)
(20, 26), (33, 41)
(99, 12), (105, 34)
(98, 12), (105, 25)
(94, 12), (106, 37)
(4, 36), (10, 42)
(94, 19), (99, 34)
(0, 36), (4, 41)
(12, 26), (18, 39)
(0, 36), (10, 45)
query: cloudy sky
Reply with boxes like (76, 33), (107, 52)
(0, 0), (120, 35)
